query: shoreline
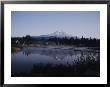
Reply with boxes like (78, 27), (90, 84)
(11, 45), (100, 53)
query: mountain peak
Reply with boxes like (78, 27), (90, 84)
(48, 31), (72, 38)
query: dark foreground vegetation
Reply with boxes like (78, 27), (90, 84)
(12, 53), (100, 77)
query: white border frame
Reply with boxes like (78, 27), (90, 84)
(4, 4), (107, 84)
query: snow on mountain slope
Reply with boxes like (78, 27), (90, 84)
(47, 31), (73, 38)
(32, 31), (76, 39)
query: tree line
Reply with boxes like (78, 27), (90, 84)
(48, 36), (100, 47)
(11, 35), (100, 47)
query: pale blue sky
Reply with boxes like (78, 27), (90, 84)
(11, 11), (100, 38)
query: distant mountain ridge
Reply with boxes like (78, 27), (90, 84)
(32, 31), (75, 39)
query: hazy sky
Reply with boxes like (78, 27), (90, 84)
(11, 11), (100, 38)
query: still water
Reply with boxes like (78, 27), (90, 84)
(11, 46), (99, 74)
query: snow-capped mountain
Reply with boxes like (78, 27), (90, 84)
(32, 31), (75, 40)
(47, 31), (72, 38)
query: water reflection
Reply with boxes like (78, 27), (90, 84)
(11, 47), (100, 76)
(23, 48), (32, 56)
(21, 47), (99, 65)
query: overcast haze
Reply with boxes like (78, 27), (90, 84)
(11, 11), (100, 38)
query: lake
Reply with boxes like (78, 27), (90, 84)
(11, 46), (100, 77)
